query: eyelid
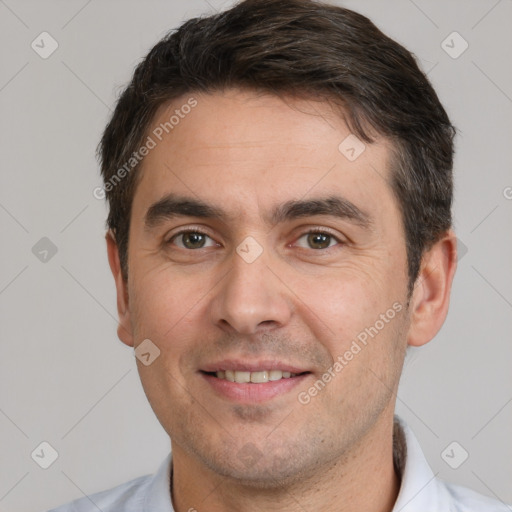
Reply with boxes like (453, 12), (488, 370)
(303, 226), (341, 237)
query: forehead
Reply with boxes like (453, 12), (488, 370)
(132, 89), (396, 224)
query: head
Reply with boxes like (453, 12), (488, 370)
(101, 0), (457, 487)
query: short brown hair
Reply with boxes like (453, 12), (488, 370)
(98, 0), (455, 292)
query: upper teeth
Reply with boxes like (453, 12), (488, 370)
(216, 370), (297, 383)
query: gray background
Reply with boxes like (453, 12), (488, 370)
(0, 0), (511, 511)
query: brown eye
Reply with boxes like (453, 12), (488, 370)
(307, 232), (332, 249)
(295, 230), (341, 250)
(170, 231), (216, 249)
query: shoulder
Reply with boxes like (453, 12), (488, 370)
(46, 452), (173, 512)
(46, 473), (152, 512)
(393, 416), (511, 512)
(442, 480), (512, 512)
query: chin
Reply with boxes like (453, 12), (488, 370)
(196, 439), (325, 489)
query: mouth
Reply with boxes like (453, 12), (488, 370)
(199, 362), (312, 403)
(207, 369), (304, 383)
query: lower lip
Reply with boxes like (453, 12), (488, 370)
(201, 372), (310, 403)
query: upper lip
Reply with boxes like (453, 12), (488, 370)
(200, 359), (310, 374)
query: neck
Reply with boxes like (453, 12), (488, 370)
(171, 414), (401, 512)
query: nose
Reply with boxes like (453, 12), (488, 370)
(209, 248), (293, 335)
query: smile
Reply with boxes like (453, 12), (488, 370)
(200, 367), (311, 403)
(214, 370), (299, 383)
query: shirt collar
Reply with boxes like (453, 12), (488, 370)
(143, 452), (174, 512)
(392, 415), (449, 511)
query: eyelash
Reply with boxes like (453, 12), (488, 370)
(166, 227), (344, 250)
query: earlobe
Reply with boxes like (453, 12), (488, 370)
(106, 230), (135, 347)
(407, 230), (458, 347)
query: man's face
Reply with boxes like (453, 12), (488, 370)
(120, 89), (412, 484)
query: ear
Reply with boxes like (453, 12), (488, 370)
(407, 230), (458, 347)
(106, 230), (135, 347)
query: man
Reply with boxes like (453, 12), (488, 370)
(49, 0), (510, 510)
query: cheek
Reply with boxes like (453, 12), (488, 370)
(129, 267), (206, 349)
(289, 263), (399, 350)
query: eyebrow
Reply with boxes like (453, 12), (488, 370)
(144, 193), (372, 231)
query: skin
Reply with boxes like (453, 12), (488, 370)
(107, 88), (457, 512)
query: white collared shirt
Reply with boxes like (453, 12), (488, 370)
(47, 416), (510, 511)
